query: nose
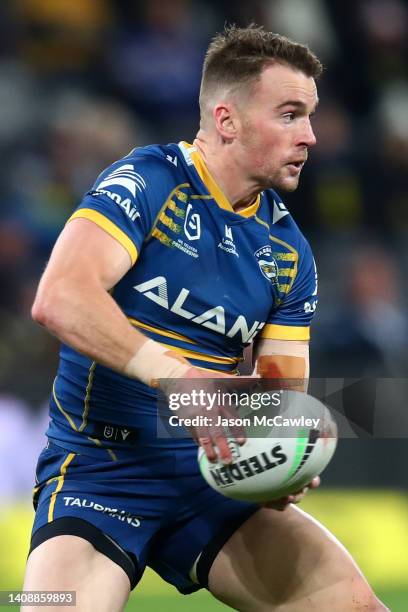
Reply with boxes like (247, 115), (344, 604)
(299, 119), (317, 148)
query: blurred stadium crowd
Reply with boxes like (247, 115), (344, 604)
(0, 0), (407, 500)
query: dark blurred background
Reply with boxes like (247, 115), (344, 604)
(0, 0), (407, 603)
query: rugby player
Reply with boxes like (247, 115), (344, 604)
(24, 25), (387, 611)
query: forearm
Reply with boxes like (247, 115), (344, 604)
(32, 276), (195, 386)
(253, 339), (309, 391)
(32, 277), (146, 374)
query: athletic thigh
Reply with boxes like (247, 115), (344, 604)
(208, 505), (388, 612)
(23, 535), (130, 612)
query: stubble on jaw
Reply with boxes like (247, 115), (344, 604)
(244, 143), (301, 193)
(238, 121), (297, 193)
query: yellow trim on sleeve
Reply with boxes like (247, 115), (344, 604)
(48, 453), (76, 522)
(260, 324), (310, 341)
(68, 209), (138, 265)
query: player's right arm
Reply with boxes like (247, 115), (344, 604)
(32, 149), (201, 386)
(33, 218), (146, 372)
(32, 216), (237, 463)
(32, 153), (242, 463)
(32, 214), (208, 382)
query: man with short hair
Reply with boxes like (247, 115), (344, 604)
(24, 25), (386, 611)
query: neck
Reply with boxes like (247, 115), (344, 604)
(193, 130), (261, 211)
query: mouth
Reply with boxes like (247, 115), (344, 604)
(287, 159), (306, 168)
(286, 160), (305, 175)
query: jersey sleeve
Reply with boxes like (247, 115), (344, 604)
(67, 155), (175, 266)
(260, 239), (318, 341)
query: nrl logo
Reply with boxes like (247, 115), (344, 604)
(254, 245), (279, 284)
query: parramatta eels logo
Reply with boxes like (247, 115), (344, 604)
(254, 245), (279, 284)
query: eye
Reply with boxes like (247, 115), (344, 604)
(283, 112), (296, 123)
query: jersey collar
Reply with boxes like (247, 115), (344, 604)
(178, 141), (260, 218)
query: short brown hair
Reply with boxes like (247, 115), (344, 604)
(199, 24), (322, 114)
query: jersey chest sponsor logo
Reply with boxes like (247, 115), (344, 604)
(254, 245), (279, 283)
(218, 225), (239, 257)
(134, 276), (265, 343)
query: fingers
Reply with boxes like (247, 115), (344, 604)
(197, 434), (218, 463)
(169, 372), (249, 463)
(212, 429), (233, 464)
(309, 475), (321, 489)
(288, 490), (307, 504)
(284, 476), (321, 499)
(201, 406), (247, 462)
(219, 406), (246, 445)
(196, 425), (233, 464)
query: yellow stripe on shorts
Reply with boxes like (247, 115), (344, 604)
(48, 453), (76, 523)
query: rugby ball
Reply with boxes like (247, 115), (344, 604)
(198, 390), (337, 502)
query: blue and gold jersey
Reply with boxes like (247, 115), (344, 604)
(49, 141), (318, 454)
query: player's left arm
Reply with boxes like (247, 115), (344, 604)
(252, 338), (309, 391)
(252, 235), (318, 506)
(252, 233), (317, 390)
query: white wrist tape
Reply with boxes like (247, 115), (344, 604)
(124, 339), (191, 387)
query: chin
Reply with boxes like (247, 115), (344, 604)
(259, 171), (300, 192)
(274, 177), (300, 193)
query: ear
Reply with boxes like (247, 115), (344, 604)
(213, 103), (239, 141)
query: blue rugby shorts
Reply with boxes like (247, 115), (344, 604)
(30, 439), (258, 593)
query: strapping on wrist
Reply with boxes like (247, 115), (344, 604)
(124, 339), (191, 387)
